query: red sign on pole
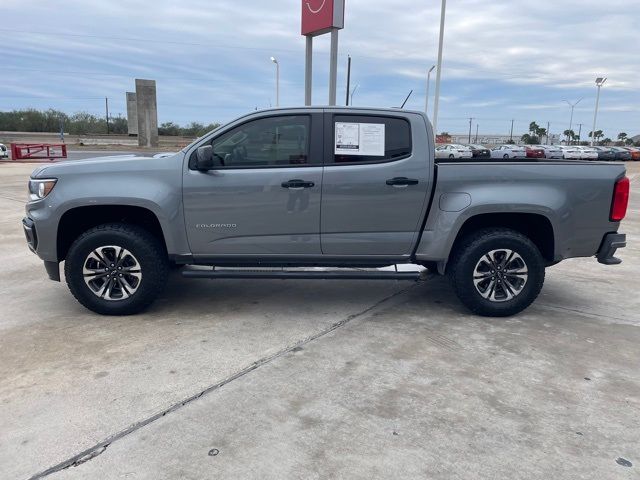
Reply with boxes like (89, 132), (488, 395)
(301, 0), (345, 36)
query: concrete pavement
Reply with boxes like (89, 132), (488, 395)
(0, 161), (638, 479)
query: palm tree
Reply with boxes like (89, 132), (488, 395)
(563, 129), (575, 145)
(617, 132), (628, 145)
(589, 130), (604, 144)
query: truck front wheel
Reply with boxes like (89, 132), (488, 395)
(449, 228), (545, 317)
(64, 223), (169, 315)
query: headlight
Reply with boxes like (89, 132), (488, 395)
(28, 178), (57, 201)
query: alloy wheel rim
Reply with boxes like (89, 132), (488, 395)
(82, 245), (142, 301)
(473, 249), (528, 302)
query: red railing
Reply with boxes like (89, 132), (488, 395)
(10, 143), (67, 161)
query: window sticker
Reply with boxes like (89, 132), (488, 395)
(335, 122), (385, 156)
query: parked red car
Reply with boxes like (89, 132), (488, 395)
(525, 146), (545, 158)
(623, 147), (640, 161)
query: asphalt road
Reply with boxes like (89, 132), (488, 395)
(0, 161), (638, 479)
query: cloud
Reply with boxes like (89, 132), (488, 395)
(0, 0), (638, 137)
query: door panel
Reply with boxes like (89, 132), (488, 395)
(321, 113), (432, 256)
(183, 167), (322, 255)
(182, 113), (323, 256)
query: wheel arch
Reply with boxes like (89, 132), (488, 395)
(451, 213), (555, 263)
(416, 211), (556, 274)
(56, 205), (168, 261)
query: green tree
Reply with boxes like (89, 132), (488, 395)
(563, 129), (575, 145)
(588, 130), (604, 143)
(521, 133), (539, 145)
(617, 132), (628, 143)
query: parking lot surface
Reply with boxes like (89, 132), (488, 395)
(1, 161), (639, 479)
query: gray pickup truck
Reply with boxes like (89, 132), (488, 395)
(23, 107), (629, 317)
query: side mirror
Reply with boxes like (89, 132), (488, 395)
(195, 145), (214, 171)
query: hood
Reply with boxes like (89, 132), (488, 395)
(31, 152), (184, 178)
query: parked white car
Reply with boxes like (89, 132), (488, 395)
(560, 146), (582, 160)
(536, 145), (563, 159)
(490, 145), (526, 159)
(0, 143), (8, 159)
(435, 144), (473, 159)
(575, 146), (599, 160)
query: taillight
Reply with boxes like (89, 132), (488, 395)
(610, 176), (630, 222)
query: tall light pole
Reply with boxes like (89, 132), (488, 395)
(431, 0), (447, 137)
(270, 56), (280, 107)
(425, 65), (435, 115)
(591, 77), (607, 146)
(563, 97), (583, 144)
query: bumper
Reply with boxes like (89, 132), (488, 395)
(22, 217), (37, 252)
(596, 233), (626, 265)
(23, 217), (60, 281)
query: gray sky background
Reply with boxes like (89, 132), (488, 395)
(1, 0), (638, 138)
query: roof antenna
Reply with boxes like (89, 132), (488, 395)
(400, 90), (413, 109)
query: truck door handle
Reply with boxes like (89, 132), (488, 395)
(281, 179), (315, 190)
(386, 177), (419, 186)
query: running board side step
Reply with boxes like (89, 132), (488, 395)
(182, 269), (424, 281)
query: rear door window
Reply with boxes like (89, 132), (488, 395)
(327, 115), (412, 164)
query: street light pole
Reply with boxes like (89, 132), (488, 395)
(431, 0), (447, 138)
(270, 57), (280, 107)
(564, 97), (583, 144)
(425, 65), (435, 115)
(591, 77), (607, 146)
(468, 117), (474, 144)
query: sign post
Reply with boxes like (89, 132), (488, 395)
(301, 0), (345, 106)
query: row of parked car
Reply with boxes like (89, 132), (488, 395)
(435, 143), (640, 161)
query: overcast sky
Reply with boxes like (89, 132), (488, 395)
(1, 0), (638, 137)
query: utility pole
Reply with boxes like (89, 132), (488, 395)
(475, 124), (478, 143)
(577, 123), (583, 144)
(509, 119), (514, 143)
(105, 97), (109, 134)
(546, 121), (550, 145)
(345, 55), (352, 106)
(468, 117), (474, 144)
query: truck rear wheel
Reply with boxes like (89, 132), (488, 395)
(64, 223), (169, 315)
(449, 228), (545, 317)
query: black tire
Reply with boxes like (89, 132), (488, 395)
(65, 223), (169, 315)
(449, 154), (455, 159)
(448, 228), (545, 317)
